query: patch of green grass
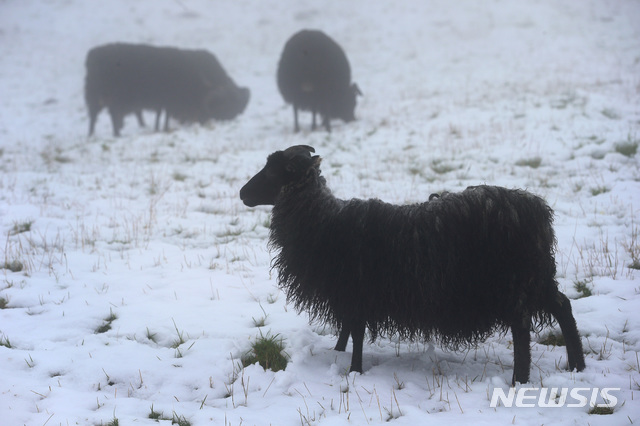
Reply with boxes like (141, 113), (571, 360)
(104, 418), (119, 426)
(589, 406), (614, 415)
(172, 172), (188, 182)
(0, 335), (11, 349)
(252, 315), (267, 327)
(573, 279), (593, 298)
(408, 166), (424, 177)
(601, 108), (620, 120)
(515, 156), (542, 168)
(1, 260), (23, 273)
(430, 160), (457, 175)
(242, 332), (288, 372)
(148, 405), (163, 420)
(148, 407), (191, 426)
(615, 141), (637, 157)
(539, 332), (566, 347)
(590, 185), (610, 196)
(9, 220), (33, 236)
(171, 414), (192, 426)
(171, 319), (186, 349)
(145, 327), (158, 343)
(95, 309), (118, 334)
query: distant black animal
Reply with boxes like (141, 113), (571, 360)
(277, 30), (361, 132)
(240, 146), (586, 384)
(85, 43), (250, 136)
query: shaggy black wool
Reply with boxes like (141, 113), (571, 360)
(240, 146), (586, 383)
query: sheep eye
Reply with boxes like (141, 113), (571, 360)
(265, 169), (278, 180)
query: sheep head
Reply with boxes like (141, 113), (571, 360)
(240, 145), (318, 207)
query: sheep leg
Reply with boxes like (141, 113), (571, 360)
(322, 115), (331, 132)
(154, 109), (162, 131)
(311, 108), (317, 131)
(88, 111), (99, 137)
(163, 111), (170, 132)
(548, 291), (585, 373)
(135, 110), (146, 127)
(108, 107), (123, 137)
(293, 105), (300, 132)
(511, 315), (531, 385)
(335, 325), (350, 351)
(349, 320), (365, 373)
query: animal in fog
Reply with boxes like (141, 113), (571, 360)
(85, 43), (250, 137)
(240, 145), (586, 384)
(277, 30), (361, 132)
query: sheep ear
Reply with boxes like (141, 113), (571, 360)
(311, 155), (322, 166)
(284, 145), (315, 159)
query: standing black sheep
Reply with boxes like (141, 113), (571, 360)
(239, 145), (586, 384)
(85, 43), (250, 137)
(277, 30), (362, 132)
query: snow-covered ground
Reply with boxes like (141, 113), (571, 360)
(1, 0), (639, 424)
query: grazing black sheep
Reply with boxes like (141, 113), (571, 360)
(277, 30), (362, 132)
(85, 43), (250, 137)
(239, 145), (586, 384)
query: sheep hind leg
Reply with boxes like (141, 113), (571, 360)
(348, 320), (365, 373)
(135, 110), (146, 127)
(548, 291), (585, 373)
(293, 105), (300, 132)
(88, 111), (98, 137)
(511, 315), (532, 385)
(335, 324), (350, 351)
(154, 109), (162, 131)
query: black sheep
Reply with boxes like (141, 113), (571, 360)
(239, 145), (586, 384)
(277, 30), (362, 132)
(85, 43), (250, 137)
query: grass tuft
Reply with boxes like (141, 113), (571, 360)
(615, 141), (637, 157)
(589, 405), (614, 415)
(148, 406), (191, 426)
(539, 332), (566, 347)
(430, 160), (457, 175)
(0, 335), (12, 349)
(96, 309), (118, 334)
(515, 156), (542, 168)
(573, 279), (593, 298)
(1, 260), (24, 273)
(242, 332), (288, 372)
(590, 185), (610, 196)
(172, 172), (188, 182)
(9, 220), (33, 236)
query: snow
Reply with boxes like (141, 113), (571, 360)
(1, 0), (639, 424)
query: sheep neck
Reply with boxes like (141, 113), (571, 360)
(270, 166), (334, 247)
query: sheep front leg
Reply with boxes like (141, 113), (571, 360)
(349, 320), (365, 373)
(511, 315), (532, 385)
(108, 107), (124, 137)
